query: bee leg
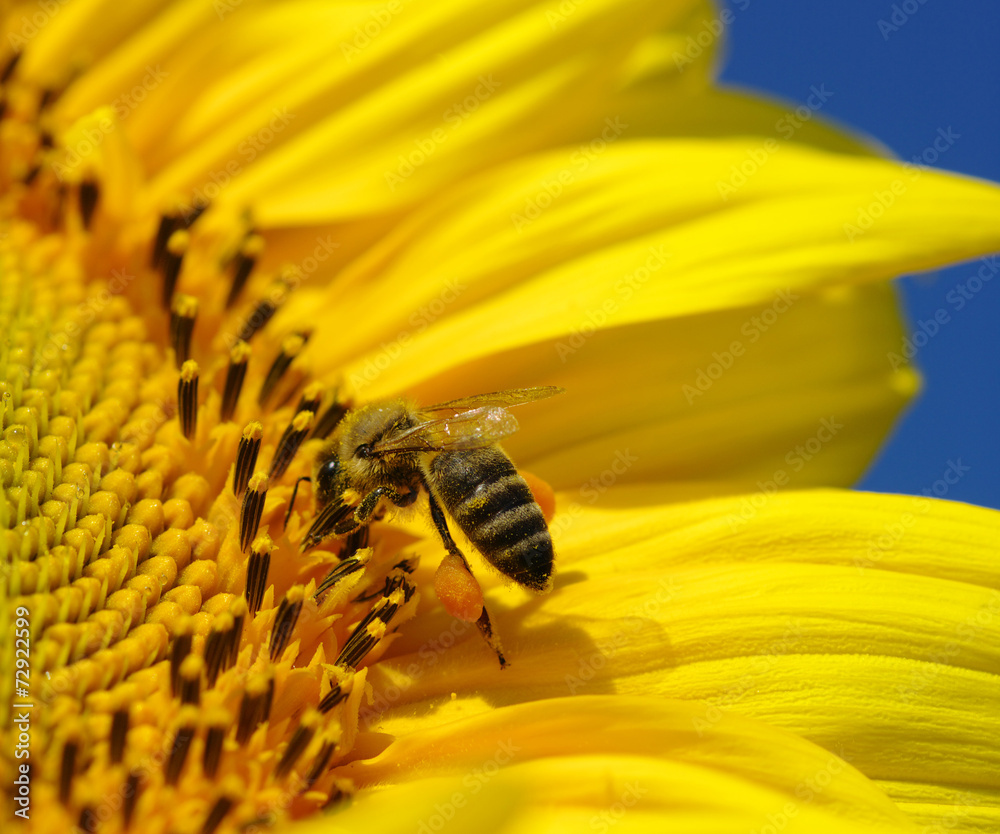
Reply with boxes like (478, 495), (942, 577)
(332, 486), (415, 536)
(282, 476), (311, 532)
(427, 494), (507, 669)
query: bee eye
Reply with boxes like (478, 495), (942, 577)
(317, 458), (340, 484)
(354, 443), (372, 459)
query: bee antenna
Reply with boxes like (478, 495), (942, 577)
(283, 476), (311, 532)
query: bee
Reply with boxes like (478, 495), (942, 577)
(308, 386), (563, 667)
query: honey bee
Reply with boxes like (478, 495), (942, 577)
(308, 386), (563, 667)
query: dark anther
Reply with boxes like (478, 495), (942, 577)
(110, 708), (129, 765)
(221, 341), (251, 423)
(269, 588), (304, 663)
(239, 473), (268, 552)
(161, 229), (190, 308)
(245, 535), (272, 619)
(258, 332), (309, 406)
(233, 421), (263, 496)
(269, 410), (314, 480)
(79, 180), (99, 229)
(226, 233), (265, 308)
(170, 294), (198, 366)
(178, 360), (199, 440)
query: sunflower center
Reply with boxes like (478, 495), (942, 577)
(1, 61), (419, 834)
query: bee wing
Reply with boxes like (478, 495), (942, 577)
(369, 407), (520, 454)
(424, 385), (565, 413)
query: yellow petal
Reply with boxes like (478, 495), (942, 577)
(41, 0), (702, 220)
(592, 0), (882, 156)
(412, 282), (916, 494)
(338, 696), (916, 834)
(281, 139), (1000, 396)
(292, 777), (523, 834)
(214, 0), (699, 223)
(362, 490), (1000, 831)
(15, 0), (177, 89)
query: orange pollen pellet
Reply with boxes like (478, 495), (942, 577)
(433, 553), (484, 623)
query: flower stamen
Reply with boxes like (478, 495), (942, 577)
(161, 229), (190, 307)
(274, 709), (319, 780)
(269, 409), (315, 480)
(170, 293), (199, 366)
(165, 708), (198, 785)
(78, 179), (98, 230)
(235, 673), (273, 746)
(179, 653), (204, 704)
(59, 736), (78, 803)
(245, 534), (273, 618)
(226, 233), (265, 309)
(110, 707), (129, 765)
(201, 795), (235, 834)
(233, 421), (263, 496)
(177, 359), (199, 440)
(221, 342), (252, 423)
(314, 543), (371, 600)
(311, 395), (350, 439)
(203, 712), (228, 779)
(204, 613), (236, 687)
(258, 331), (308, 406)
(239, 472), (268, 552)
(268, 586), (305, 662)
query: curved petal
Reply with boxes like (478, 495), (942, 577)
(39, 0), (703, 221)
(361, 490), (1000, 832)
(587, 0), (885, 157)
(614, 83), (887, 156)
(402, 282), (916, 494)
(293, 777), (523, 834)
(328, 697), (917, 834)
(276, 139), (1000, 396)
(211, 0), (698, 223)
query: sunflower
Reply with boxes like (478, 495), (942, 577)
(2, 2), (999, 833)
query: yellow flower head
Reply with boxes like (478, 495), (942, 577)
(2, 3), (1000, 834)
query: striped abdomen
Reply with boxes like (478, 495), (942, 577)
(426, 447), (553, 592)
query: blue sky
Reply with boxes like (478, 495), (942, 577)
(717, 0), (1000, 509)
